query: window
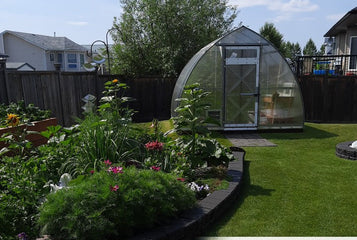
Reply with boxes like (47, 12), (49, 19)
(80, 54), (85, 66)
(57, 53), (63, 64)
(349, 37), (357, 69)
(50, 53), (54, 61)
(67, 53), (77, 69)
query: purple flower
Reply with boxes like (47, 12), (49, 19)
(17, 232), (27, 240)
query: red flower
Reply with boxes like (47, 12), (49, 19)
(110, 185), (119, 192)
(145, 141), (164, 151)
(151, 166), (161, 171)
(177, 178), (185, 182)
(90, 170), (95, 175)
(104, 160), (112, 166)
(109, 166), (123, 174)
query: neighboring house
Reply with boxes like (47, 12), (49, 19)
(0, 30), (88, 71)
(297, 7), (357, 76)
(324, 7), (357, 57)
(6, 62), (35, 71)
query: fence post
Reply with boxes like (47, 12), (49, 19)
(0, 54), (9, 104)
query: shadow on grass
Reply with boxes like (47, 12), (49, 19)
(204, 160), (274, 236)
(261, 124), (338, 140)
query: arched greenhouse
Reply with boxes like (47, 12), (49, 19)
(171, 26), (304, 130)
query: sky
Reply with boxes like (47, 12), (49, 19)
(0, 0), (356, 49)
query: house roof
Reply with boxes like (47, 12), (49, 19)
(324, 7), (357, 37)
(6, 62), (35, 71)
(1, 30), (88, 52)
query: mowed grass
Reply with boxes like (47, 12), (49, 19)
(206, 123), (357, 236)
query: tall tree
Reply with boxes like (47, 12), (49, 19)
(303, 38), (318, 56)
(284, 41), (302, 59)
(111, 0), (237, 77)
(317, 44), (326, 56)
(259, 22), (285, 55)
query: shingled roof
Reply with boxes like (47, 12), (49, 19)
(2, 30), (87, 52)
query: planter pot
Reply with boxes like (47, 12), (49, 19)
(0, 118), (57, 151)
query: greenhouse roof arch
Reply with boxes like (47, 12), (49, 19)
(171, 26), (304, 131)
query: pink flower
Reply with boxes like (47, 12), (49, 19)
(145, 141), (164, 151)
(110, 185), (119, 192)
(151, 166), (161, 171)
(104, 160), (112, 166)
(108, 166), (123, 174)
(90, 170), (95, 175)
(177, 177), (185, 182)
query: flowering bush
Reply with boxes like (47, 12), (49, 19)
(188, 182), (210, 199)
(38, 166), (196, 239)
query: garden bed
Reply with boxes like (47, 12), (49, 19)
(0, 117), (57, 149)
(128, 150), (244, 240)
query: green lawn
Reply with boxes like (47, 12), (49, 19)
(206, 123), (357, 236)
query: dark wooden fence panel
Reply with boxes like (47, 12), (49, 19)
(0, 61), (8, 104)
(0, 71), (176, 126)
(298, 75), (357, 123)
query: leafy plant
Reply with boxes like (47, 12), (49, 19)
(0, 100), (51, 128)
(172, 83), (233, 168)
(61, 80), (144, 176)
(38, 166), (196, 239)
(0, 154), (59, 240)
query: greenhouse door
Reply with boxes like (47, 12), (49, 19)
(224, 46), (260, 129)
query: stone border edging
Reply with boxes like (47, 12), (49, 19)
(129, 150), (244, 240)
(336, 141), (357, 160)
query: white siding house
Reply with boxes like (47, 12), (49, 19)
(0, 30), (88, 71)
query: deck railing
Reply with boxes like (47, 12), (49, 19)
(295, 55), (357, 77)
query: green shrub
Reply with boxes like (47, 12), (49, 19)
(0, 154), (55, 239)
(38, 167), (196, 239)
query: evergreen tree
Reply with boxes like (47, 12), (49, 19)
(303, 38), (318, 56)
(284, 41), (302, 59)
(259, 22), (286, 55)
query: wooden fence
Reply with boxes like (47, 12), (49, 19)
(0, 71), (177, 126)
(298, 75), (357, 123)
(2, 70), (356, 126)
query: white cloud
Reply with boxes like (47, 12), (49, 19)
(229, 0), (319, 22)
(230, 0), (319, 12)
(278, 0), (319, 12)
(66, 21), (88, 26)
(229, 0), (319, 23)
(326, 13), (344, 21)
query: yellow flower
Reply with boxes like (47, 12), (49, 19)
(112, 79), (119, 83)
(6, 113), (20, 127)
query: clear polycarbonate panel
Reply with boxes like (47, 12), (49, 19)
(258, 45), (304, 128)
(217, 27), (270, 46)
(171, 40), (218, 114)
(181, 45), (224, 123)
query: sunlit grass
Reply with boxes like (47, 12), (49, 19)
(206, 123), (357, 236)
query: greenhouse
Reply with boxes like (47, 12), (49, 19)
(171, 26), (304, 130)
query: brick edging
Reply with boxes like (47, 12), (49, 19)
(129, 150), (245, 240)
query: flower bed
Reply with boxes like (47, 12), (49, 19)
(0, 118), (57, 149)
(0, 81), (234, 240)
